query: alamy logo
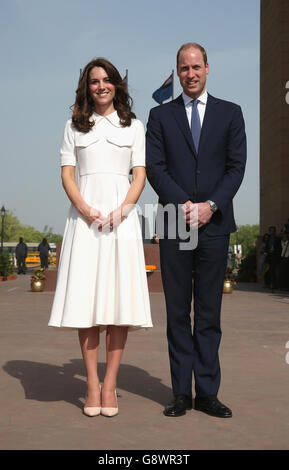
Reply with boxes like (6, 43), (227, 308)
(89, 203), (199, 250)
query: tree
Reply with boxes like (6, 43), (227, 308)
(230, 224), (260, 257)
(1, 210), (63, 243)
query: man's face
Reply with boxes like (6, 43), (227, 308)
(177, 47), (209, 99)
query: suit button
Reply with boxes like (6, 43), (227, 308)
(197, 170), (201, 175)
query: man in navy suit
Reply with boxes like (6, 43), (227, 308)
(146, 43), (246, 418)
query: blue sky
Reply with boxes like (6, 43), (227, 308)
(0, 0), (260, 235)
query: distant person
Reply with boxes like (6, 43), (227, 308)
(15, 237), (27, 274)
(279, 233), (289, 290)
(258, 233), (269, 282)
(38, 238), (51, 269)
(281, 218), (289, 235)
(265, 226), (282, 289)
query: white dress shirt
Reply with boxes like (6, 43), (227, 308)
(182, 89), (208, 128)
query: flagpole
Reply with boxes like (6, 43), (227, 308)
(172, 69), (174, 100)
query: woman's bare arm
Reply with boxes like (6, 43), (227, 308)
(61, 166), (101, 225)
(121, 166), (146, 216)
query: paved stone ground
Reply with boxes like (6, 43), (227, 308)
(1, 270), (289, 450)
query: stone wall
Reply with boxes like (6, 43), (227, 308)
(260, 0), (289, 235)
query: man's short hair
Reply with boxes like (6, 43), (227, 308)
(177, 43), (208, 68)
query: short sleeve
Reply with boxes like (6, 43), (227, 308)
(60, 119), (77, 166)
(131, 120), (145, 167)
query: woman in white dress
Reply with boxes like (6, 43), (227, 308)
(48, 58), (152, 417)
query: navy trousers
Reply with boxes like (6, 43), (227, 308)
(17, 255), (27, 274)
(40, 254), (49, 269)
(159, 231), (229, 398)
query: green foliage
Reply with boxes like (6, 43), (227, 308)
(31, 268), (46, 280)
(0, 253), (14, 277)
(230, 224), (260, 257)
(1, 210), (63, 243)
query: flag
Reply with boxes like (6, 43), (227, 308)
(152, 73), (173, 104)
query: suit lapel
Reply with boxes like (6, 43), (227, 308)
(171, 95), (197, 159)
(171, 93), (220, 159)
(198, 93), (219, 156)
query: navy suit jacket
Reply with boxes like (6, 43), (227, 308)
(146, 93), (247, 236)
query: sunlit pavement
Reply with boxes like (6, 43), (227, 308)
(1, 272), (289, 450)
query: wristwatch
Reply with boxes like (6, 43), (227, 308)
(206, 200), (218, 213)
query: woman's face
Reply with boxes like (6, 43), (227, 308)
(88, 66), (116, 110)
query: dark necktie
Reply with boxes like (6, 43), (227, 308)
(191, 99), (201, 152)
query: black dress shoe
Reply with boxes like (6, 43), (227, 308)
(164, 394), (193, 417)
(194, 396), (232, 418)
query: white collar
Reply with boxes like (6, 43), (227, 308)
(182, 89), (208, 106)
(92, 110), (122, 128)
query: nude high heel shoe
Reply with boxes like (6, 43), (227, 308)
(101, 389), (118, 417)
(83, 384), (101, 417)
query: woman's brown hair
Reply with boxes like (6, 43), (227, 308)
(71, 58), (136, 133)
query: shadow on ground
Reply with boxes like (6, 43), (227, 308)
(3, 359), (172, 410)
(234, 282), (289, 298)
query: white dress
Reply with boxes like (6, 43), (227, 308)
(48, 111), (152, 331)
